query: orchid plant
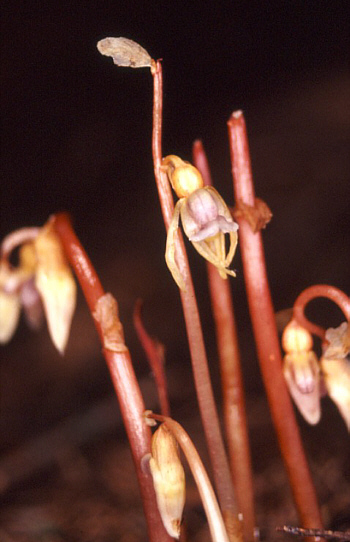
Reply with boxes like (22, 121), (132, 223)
(1, 36), (349, 542)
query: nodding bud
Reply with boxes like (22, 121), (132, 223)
(282, 320), (321, 425)
(162, 155), (203, 198)
(283, 351), (321, 424)
(321, 357), (350, 431)
(149, 424), (185, 539)
(34, 222), (76, 354)
(282, 319), (313, 353)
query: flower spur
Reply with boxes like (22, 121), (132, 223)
(162, 155), (239, 290)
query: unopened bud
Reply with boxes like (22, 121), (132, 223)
(34, 223), (76, 354)
(162, 155), (203, 198)
(282, 319), (313, 353)
(149, 424), (185, 539)
(284, 351), (321, 424)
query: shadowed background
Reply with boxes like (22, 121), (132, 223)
(1, 2), (349, 540)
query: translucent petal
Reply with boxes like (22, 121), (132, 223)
(0, 290), (21, 343)
(165, 200), (186, 291)
(34, 224), (76, 354)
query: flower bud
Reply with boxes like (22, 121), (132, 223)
(282, 319), (313, 353)
(149, 424), (185, 539)
(283, 351), (321, 425)
(34, 223), (76, 354)
(162, 155), (203, 198)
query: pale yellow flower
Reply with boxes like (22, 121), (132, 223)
(163, 155), (238, 290)
(0, 220), (76, 354)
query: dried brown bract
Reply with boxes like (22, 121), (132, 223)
(97, 37), (152, 68)
(233, 198), (272, 232)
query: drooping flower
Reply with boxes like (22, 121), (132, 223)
(282, 319), (321, 424)
(162, 155), (238, 290)
(0, 219), (76, 354)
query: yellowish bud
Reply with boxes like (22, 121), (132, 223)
(149, 424), (185, 539)
(321, 357), (350, 431)
(283, 351), (321, 425)
(34, 223), (76, 354)
(0, 289), (21, 343)
(162, 155), (203, 198)
(282, 319), (313, 353)
(282, 319), (321, 424)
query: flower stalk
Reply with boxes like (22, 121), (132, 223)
(293, 284), (350, 342)
(151, 60), (238, 528)
(134, 299), (171, 416)
(227, 110), (323, 529)
(193, 139), (255, 542)
(53, 212), (172, 542)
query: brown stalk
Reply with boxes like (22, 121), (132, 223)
(193, 139), (255, 542)
(151, 61), (238, 524)
(293, 284), (350, 341)
(134, 299), (171, 416)
(53, 212), (172, 542)
(227, 111), (323, 528)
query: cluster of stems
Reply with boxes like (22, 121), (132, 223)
(7, 41), (350, 542)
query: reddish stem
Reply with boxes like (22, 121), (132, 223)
(133, 299), (171, 416)
(53, 212), (172, 542)
(293, 285), (350, 342)
(193, 140), (255, 542)
(227, 111), (323, 529)
(151, 61), (237, 520)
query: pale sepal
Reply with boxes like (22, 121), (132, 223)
(283, 351), (321, 425)
(149, 424), (186, 539)
(0, 290), (21, 343)
(34, 223), (76, 354)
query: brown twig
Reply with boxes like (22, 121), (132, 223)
(293, 285), (350, 342)
(151, 61), (238, 525)
(134, 299), (171, 416)
(227, 111), (323, 529)
(53, 212), (172, 542)
(193, 139), (255, 542)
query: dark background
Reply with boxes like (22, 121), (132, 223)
(1, 2), (349, 538)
